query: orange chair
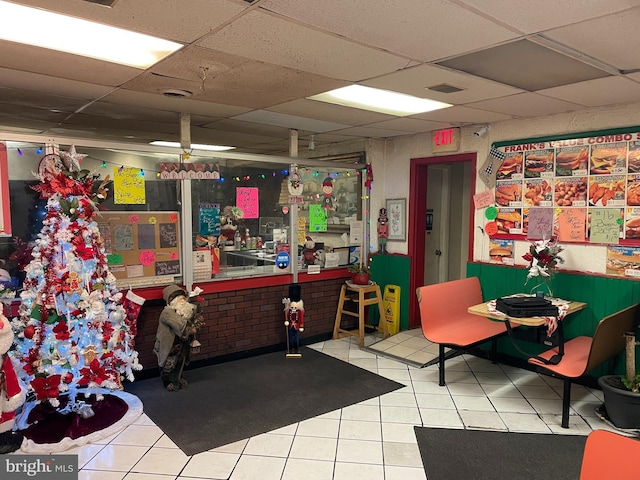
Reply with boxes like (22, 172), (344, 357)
(528, 303), (638, 428)
(416, 277), (511, 386)
(580, 430), (640, 480)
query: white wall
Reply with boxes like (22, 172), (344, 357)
(374, 101), (640, 275)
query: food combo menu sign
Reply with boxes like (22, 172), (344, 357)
(493, 131), (640, 244)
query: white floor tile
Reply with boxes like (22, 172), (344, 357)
(341, 403), (381, 422)
(419, 408), (463, 428)
(243, 433), (294, 457)
(289, 436), (338, 461)
(499, 412), (552, 432)
(381, 405), (422, 424)
(78, 470), (125, 480)
(281, 458), (335, 480)
(379, 391), (419, 408)
(490, 396), (537, 413)
(229, 455), (286, 480)
(181, 451), (240, 478)
(382, 441), (423, 467)
(452, 395), (496, 412)
(384, 465), (428, 480)
(83, 445), (149, 472)
(459, 410), (508, 430)
(414, 393), (456, 410)
(297, 417), (340, 438)
(382, 423), (421, 443)
(339, 419), (382, 441)
(131, 447), (190, 476)
(334, 462), (384, 480)
(111, 425), (164, 447)
(336, 438), (383, 464)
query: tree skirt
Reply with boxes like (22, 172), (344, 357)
(18, 389), (143, 454)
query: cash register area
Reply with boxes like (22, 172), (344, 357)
(63, 329), (614, 480)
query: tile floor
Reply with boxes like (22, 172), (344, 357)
(26, 330), (624, 480)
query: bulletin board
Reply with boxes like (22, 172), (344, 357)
(96, 211), (181, 284)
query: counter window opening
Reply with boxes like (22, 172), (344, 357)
(1, 139), (366, 288)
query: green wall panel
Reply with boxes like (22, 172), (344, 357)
(369, 254), (411, 331)
(467, 262), (640, 378)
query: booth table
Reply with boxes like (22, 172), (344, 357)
(468, 297), (587, 365)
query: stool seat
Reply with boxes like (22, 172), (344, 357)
(333, 282), (389, 347)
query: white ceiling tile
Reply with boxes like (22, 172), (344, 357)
(460, 0), (640, 33)
(361, 64), (523, 103)
(412, 105), (514, 124)
(0, 67), (112, 99)
(197, 10), (412, 81)
(364, 118), (451, 133)
(544, 7), (640, 70)
(260, 0), (518, 61)
(268, 99), (394, 125)
(465, 93), (585, 117)
(537, 76), (640, 107)
(231, 110), (351, 133)
(330, 126), (417, 138)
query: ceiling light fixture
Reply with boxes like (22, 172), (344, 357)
(308, 85), (452, 116)
(0, 1), (183, 69)
(150, 141), (235, 152)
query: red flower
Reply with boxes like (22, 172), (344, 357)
(31, 375), (62, 401)
(78, 358), (108, 386)
(53, 320), (70, 341)
(522, 253), (533, 262)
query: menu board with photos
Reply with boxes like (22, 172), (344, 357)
(493, 130), (640, 244)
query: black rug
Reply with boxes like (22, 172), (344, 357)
(414, 427), (587, 480)
(125, 347), (404, 455)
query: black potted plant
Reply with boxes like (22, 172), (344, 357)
(598, 323), (640, 429)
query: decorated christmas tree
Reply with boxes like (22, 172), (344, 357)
(10, 146), (144, 411)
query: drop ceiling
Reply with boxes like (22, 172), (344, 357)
(1, 0), (640, 156)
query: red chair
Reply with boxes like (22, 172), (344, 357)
(580, 430), (640, 480)
(416, 277), (511, 386)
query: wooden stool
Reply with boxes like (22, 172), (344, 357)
(333, 282), (389, 347)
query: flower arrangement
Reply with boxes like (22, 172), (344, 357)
(522, 237), (564, 295)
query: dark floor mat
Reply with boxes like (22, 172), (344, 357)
(414, 426), (587, 480)
(125, 347), (404, 455)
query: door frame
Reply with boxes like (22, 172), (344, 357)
(408, 152), (477, 328)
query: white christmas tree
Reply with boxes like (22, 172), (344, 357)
(10, 146), (143, 410)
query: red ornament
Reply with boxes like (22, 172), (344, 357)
(63, 372), (73, 384)
(24, 325), (36, 339)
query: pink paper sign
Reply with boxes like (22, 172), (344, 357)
(473, 190), (494, 209)
(236, 187), (259, 219)
(557, 208), (587, 243)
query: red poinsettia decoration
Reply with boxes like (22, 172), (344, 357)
(78, 358), (108, 386)
(52, 320), (70, 341)
(31, 375), (62, 401)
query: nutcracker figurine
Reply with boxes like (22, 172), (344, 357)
(283, 284), (304, 358)
(377, 207), (389, 254)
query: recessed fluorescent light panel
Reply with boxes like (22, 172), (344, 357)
(150, 141), (236, 152)
(0, 1), (182, 69)
(308, 85), (452, 116)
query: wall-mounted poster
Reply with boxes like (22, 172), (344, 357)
(492, 129), (640, 245)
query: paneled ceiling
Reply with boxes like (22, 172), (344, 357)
(1, 0), (640, 156)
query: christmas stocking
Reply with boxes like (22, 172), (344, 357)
(478, 147), (506, 190)
(122, 290), (146, 335)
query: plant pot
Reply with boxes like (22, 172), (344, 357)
(598, 375), (640, 429)
(351, 272), (370, 285)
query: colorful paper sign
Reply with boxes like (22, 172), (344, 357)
(113, 167), (146, 204)
(199, 203), (221, 235)
(557, 208), (587, 242)
(309, 204), (327, 232)
(236, 187), (259, 219)
(590, 208), (620, 244)
(474, 190), (494, 209)
(527, 208), (554, 240)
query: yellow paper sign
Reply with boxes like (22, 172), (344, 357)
(114, 167), (146, 205)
